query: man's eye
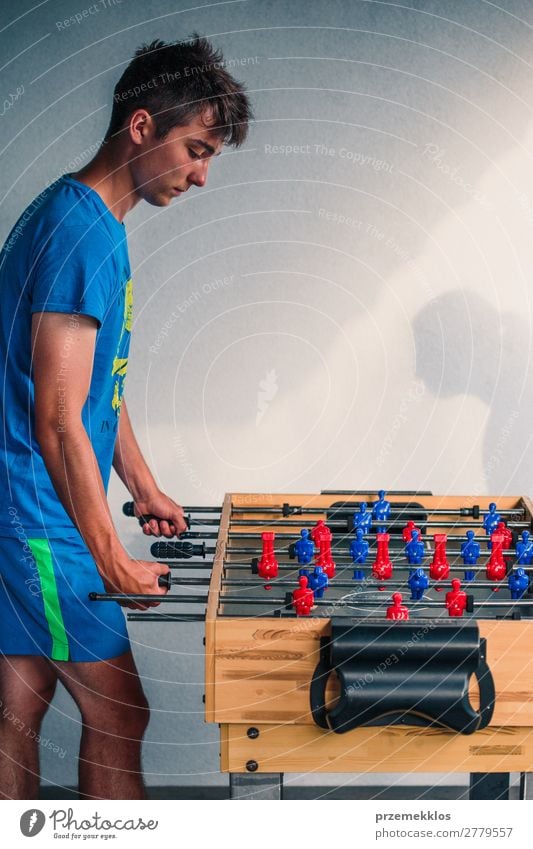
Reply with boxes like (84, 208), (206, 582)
(188, 149), (200, 160)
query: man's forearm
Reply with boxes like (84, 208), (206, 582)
(112, 399), (158, 501)
(36, 422), (126, 576)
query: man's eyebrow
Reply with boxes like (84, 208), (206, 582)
(190, 138), (221, 156)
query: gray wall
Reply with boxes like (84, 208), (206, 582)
(2, 0), (533, 790)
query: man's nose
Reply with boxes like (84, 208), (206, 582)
(189, 159), (209, 187)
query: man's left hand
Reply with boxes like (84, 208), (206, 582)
(133, 490), (188, 537)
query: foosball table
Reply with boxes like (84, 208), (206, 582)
(91, 491), (533, 800)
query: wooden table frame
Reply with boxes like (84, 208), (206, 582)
(205, 493), (533, 799)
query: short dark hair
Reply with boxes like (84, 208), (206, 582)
(105, 35), (252, 146)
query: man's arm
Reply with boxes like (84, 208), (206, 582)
(112, 399), (187, 536)
(31, 311), (168, 597)
(112, 398), (158, 502)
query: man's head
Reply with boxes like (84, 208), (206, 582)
(105, 36), (252, 206)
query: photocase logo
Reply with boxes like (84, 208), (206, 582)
(256, 369), (278, 426)
(20, 809), (46, 837)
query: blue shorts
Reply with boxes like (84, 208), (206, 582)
(0, 533), (130, 662)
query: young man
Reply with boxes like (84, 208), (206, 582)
(0, 36), (251, 800)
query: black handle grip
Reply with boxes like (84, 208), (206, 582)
(151, 541), (206, 559)
(122, 501), (190, 530)
(88, 574), (172, 599)
(158, 572), (172, 590)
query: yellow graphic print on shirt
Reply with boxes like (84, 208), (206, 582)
(111, 278), (133, 415)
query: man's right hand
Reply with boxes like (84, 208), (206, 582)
(102, 559), (171, 610)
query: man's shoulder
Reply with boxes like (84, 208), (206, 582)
(2, 176), (124, 281)
(31, 175), (113, 236)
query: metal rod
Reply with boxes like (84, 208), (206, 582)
(223, 562), (522, 573)
(127, 613), (206, 621)
(90, 592), (533, 609)
(158, 558), (527, 573)
(471, 599), (533, 607)
(223, 531), (520, 554)
(187, 519), (221, 527)
(163, 560), (214, 568)
(216, 596), (533, 608)
(228, 518), (528, 529)
(230, 505), (525, 518)
(126, 500), (527, 520)
(169, 577), (211, 585)
(220, 577), (519, 590)
(181, 528), (219, 536)
(225, 531), (521, 544)
(89, 592), (209, 603)
(223, 546), (518, 557)
(174, 529), (475, 540)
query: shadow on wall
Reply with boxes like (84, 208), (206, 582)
(413, 290), (532, 493)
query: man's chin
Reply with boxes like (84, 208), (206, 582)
(141, 190), (174, 207)
(146, 196), (172, 207)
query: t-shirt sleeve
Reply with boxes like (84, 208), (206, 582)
(29, 224), (117, 327)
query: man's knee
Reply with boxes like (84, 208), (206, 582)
(82, 694), (150, 740)
(119, 695), (150, 740)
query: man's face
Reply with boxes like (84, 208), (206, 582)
(128, 111), (223, 206)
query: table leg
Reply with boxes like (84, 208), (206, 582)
(519, 773), (533, 799)
(469, 773), (510, 800)
(229, 772), (283, 800)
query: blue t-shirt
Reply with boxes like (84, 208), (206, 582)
(0, 174), (132, 537)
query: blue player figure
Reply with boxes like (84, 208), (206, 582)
(461, 529), (481, 582)
(405, 529), (425, 567)
(350, 528), (369, 580)
(353, 502), (372, 535)
(516, 530), (533, 566)
(372, 489), (390, 533)
(298, 568), (310, 581)
(308, 565), (329, 598)
(508, 567), (530, 600)
(294, 529), (314, 565)
(408, 568), (429, 600)
(483, 502), (501, 536)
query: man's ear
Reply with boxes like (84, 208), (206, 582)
(129, 109), (153, 145)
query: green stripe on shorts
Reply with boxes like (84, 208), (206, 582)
(28, 538), (69, 661)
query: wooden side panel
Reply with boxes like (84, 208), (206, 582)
(213, 619), (328, 724)
(520, 495), (533, 526)
(205, 493), (232, 721)
(231, 493), (523, 513)
(221, 723), (533, 774)
(211, 619), (533, 727)
(220, 724), (230, 772)
(230, 493), (524, 535)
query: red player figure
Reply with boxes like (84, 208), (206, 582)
(317, 537), (336, 579)
(372, 533), (393, 580)
(430, 534), (450, 580)
(311, 520), (332, 546)
(494, 521), (513, 565)
(292, 575), (314, 616)
(445, 578), (467, 617)
(258, 531), (278, 580)
(386, 592), (409, 620)
(486, 533), (506, 582)
(402, 520), (421, 543)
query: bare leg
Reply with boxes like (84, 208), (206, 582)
(0, 655), (58, 799)
(51, 650), (149, 800)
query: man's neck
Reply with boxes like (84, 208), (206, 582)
(71, 140), (140, 223)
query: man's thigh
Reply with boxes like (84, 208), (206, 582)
(50, 651), (148, 719)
